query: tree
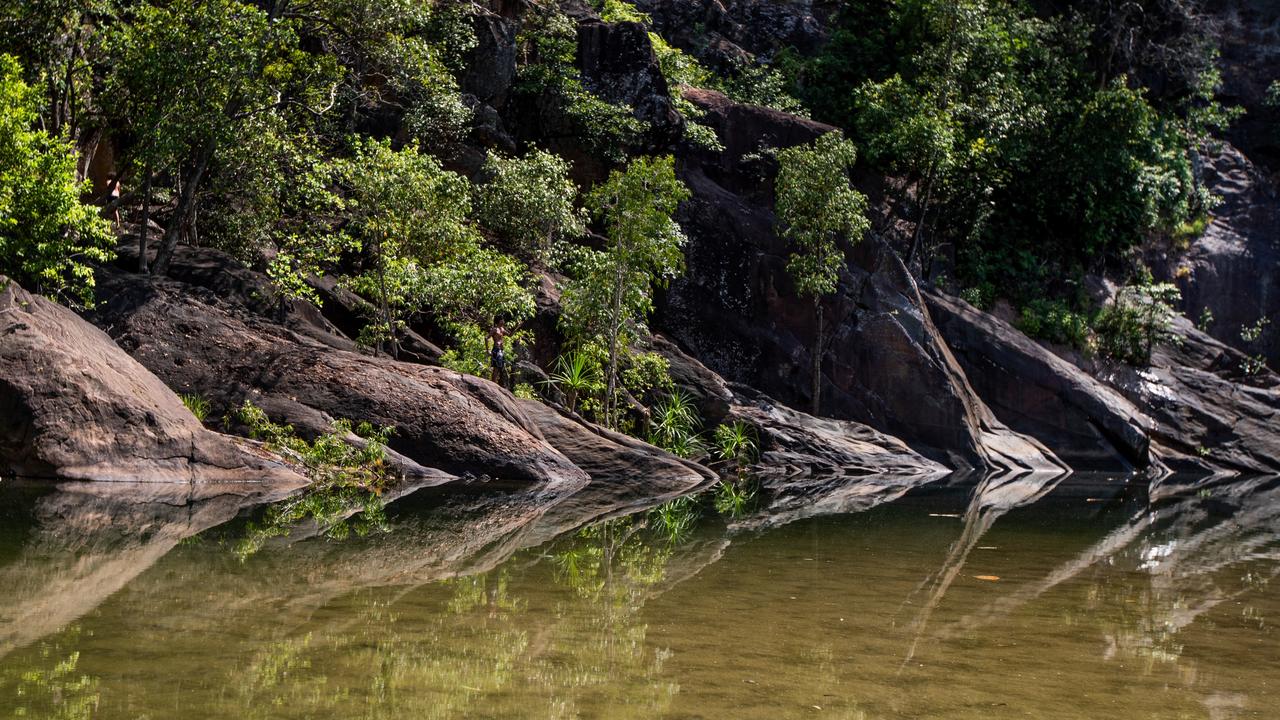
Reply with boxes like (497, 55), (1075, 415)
(561, 155), (689, 427)
(475, 149), (586, 265)
(334, 137), (476, 357)
(774, 131), (869, 415)
(104, 0), (319, 275)
(420, 245), (536, 375)
(0, 53), (111, 306)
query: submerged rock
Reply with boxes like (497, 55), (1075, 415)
(0, 276), (303, 484)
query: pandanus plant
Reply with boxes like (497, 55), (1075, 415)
(547, 351), (600, 413)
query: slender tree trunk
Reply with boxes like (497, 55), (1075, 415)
(153, 143), (214, 275)
(375, 235), (398, 360)
(811, 297), (823, 416)
(138, 166), (152, 273)
(605, 258), (626, 428)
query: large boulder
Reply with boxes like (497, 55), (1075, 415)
(0, 276), (302, 484)
(89, 252), (709, 491)
(926, 291), (1154, 471)
(653, 334), (948, 477)
(1092, 317), (1280, 478)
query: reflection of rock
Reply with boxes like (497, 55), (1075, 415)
(0, 276), (302, 484)
(939, 475), (1280, 649)
(0, 480), (298, 658)
(927, 291), (1153, 471)
(898, 470), (1068, 664)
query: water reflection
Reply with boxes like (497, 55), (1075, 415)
(0, 472), (1277, 718)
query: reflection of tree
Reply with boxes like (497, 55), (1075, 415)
(187, 515), (688, 719)
(0, 625), (100, 720)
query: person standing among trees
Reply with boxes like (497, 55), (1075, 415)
(487, 317), (509, 388)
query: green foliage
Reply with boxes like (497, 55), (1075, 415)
(775, 131), (869, 298)
(230, 401), (393, 559)
(0, 626), (99, 720)
(0, 54), (112, 306)
(475, 149), (586, 264)
(1017, 298), (1093, 352)
(560, 155), (689, 426)
(294, 0), (474, 149)
(420, 245), (536, 341)
(713, 478), (756, 518)
(546, 350), (604, 414)
(712, 420), (758, 468)
(180, 393), (210, 422)
(516, 4), (646, 162)
(647, 390), (703, 458)
(1170, 213), (1211, 251)
(789, 0), (1230, 302)
(648, 495), (700, 545)
(334, 136), (477, 354)
(1093, 283), (1181, 365)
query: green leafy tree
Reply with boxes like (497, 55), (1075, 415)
(421, 244), (536, 374)
(0, 53), (111, 306)
(334, 137), (477, 357)
(775, 131), (869, 415)
(561, 155), (689, 426)
(475, 149), (586, 264)
(104, 0), (328, 275)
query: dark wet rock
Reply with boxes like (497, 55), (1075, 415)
(926, 291), (1154, 471)
(461, 9), (519, 107)
(653, 334), (953, 478)
(1091, 317), (1280, 478)
(1160, 143), (1280, 368)
(658, 97), (1063, 472)
(518, 398), (714, 499)
(0, 276), (303, 484)
(576, 19), (683, 146)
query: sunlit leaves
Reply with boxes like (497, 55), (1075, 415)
(775, 131), (869, 299)
(475, 150), (586, 264)
(0, 54), (112, 306)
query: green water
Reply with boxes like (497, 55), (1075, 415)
(0, 473), (1277, 719)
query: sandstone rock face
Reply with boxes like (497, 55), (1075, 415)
(1166, 143), (1280, 368)
(92, 271), (588, 485)
(926, 291), (1155, 471)
(0, 277), (302, 484)
(1092, 317), (1280, 478)
(90, 251), (710, 491)
(657, 92), (1063, 472)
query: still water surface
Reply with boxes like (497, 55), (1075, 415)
(0, 472), (1277, 719)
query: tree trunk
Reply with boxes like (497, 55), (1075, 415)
(138, 167), (152, 273)
(605, 259), (626, 428)
(811, 298), (823, 416)
(152, 143), (214, 276)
